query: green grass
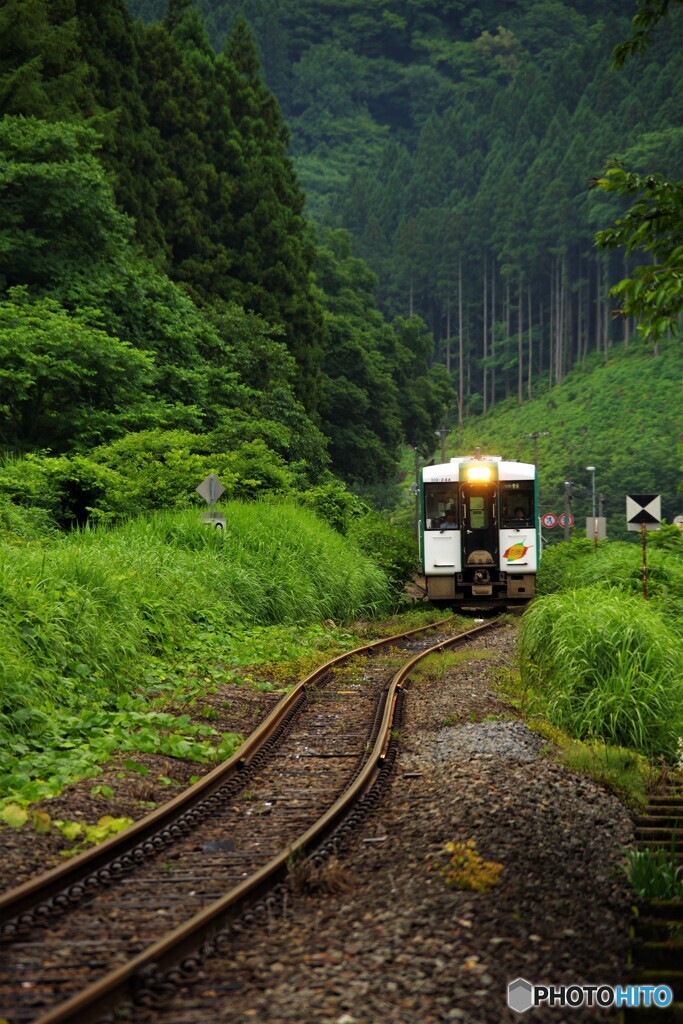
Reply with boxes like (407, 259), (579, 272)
(519, 587), (683, 759)
(0, 501), (398, 806)
(625, 842), (683, 901)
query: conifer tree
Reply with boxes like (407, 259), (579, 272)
(73, 0), (166, 256)
(136, 12), (220, 298)
(219, 18), (324, 409)
(0, 0), (89, 118)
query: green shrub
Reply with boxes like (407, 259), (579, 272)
(347, 511), (418, 598)
(519, 587), (683, 757)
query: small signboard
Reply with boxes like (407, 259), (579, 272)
(586, 517), (607, 541)
(541, 513), (557, 529)
(626, 494), (661, 532)
(202, 512), (226, 530)
(558, 513), (574, 528)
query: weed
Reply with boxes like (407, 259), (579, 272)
(429, 838), (503, 892)
(624, 840), (683, 900)
(410, 649), (492, 685)
(287, 853), (351, 894)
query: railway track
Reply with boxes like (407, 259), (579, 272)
(0, 617), (498, 1024)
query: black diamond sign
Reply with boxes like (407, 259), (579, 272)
(626, 494), (661, 531)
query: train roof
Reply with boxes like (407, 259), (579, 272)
(422, 457), (536, 482)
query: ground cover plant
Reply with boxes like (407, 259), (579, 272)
(0, 501), (400, 811)
(519, 530), (683, 760)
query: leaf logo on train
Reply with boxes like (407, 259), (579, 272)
(502, 542), (532, 563)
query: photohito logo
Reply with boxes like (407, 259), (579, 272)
(507, 978), (673, 1013)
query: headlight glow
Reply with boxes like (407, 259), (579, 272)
(466, 464), (492, 482)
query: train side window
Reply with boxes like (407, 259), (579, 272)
(424, 483), (458, 530)
(501, 483), (534, 526)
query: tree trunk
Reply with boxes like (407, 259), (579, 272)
(518, 273), (523, 405)
(504, 279), (511, 400)
(483, 258), (488, 416)
(527, 284), (533, 402)
(458, 255), (464, 431)
(490, 263), (496, 410)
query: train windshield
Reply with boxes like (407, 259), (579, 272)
(424, 483), (459, 530)
(501, 482), (535, 527)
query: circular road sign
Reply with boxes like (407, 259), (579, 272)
(558, 513), (574, 528)
(541, 513), (557, 529)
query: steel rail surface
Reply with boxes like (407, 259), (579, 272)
(0, 616), (459, 927)
(24, 618), (498, 1024)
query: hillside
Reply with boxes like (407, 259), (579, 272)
(434, 341), (682, 541)
(126, 0), (683, 459)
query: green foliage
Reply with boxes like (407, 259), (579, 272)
(519, 588), (683, 757)
(347, 511), (418, 599)
(0, 501), (389, 689)
(536, 537), (683, 626)
(594, 163), (683, 343)
(612, 0), (682, 67)
(0, 116), (133, 291)
(0, 0), (90, 119)
(0, 502), (393, 797)
(295, 480), (369, 535)
(624, 841), (683, 900)
(0, 288), (155, 452)
(450, 342), (683, 537)
(0, 429), (298, 526)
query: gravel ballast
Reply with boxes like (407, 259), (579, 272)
(149, 622), (636, 1024)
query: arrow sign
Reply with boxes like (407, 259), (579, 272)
(626, 494), (661, 532)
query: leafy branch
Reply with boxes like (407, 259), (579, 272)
(612, 0), (681, 67)
(592, 163), (683, 343)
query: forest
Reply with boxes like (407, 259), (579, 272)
(0, 0), (449, 529)
(0, 0), (681, 526)
(129, 0), (683, 425)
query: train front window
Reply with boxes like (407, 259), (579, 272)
(468, 495), (487, 529)
(501, 483), (534, 527)
(424, 483), (459, 530)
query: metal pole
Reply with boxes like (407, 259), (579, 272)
(642, 521), (647, 600)
(563, 481), (571, 542)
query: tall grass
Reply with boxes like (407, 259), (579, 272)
(0, 503), (391, 739)
(519, 587), (683, 758)
(537, 538), (683, 617)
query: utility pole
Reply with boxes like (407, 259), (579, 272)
(435, 427), (447, 464)
(521, 431), (550, 517)
(414, 445), (421, 540)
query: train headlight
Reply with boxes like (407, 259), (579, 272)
(466, 464), (492, 482)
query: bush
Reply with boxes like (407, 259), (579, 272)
(347, 511), (418, 599)
(519, 587), (683, 758)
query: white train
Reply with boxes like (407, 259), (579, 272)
(420, 450), (539, 604)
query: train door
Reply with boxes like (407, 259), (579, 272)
(460, 483), (498, 569)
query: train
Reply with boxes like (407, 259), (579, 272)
(420, 449), (539, 604)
